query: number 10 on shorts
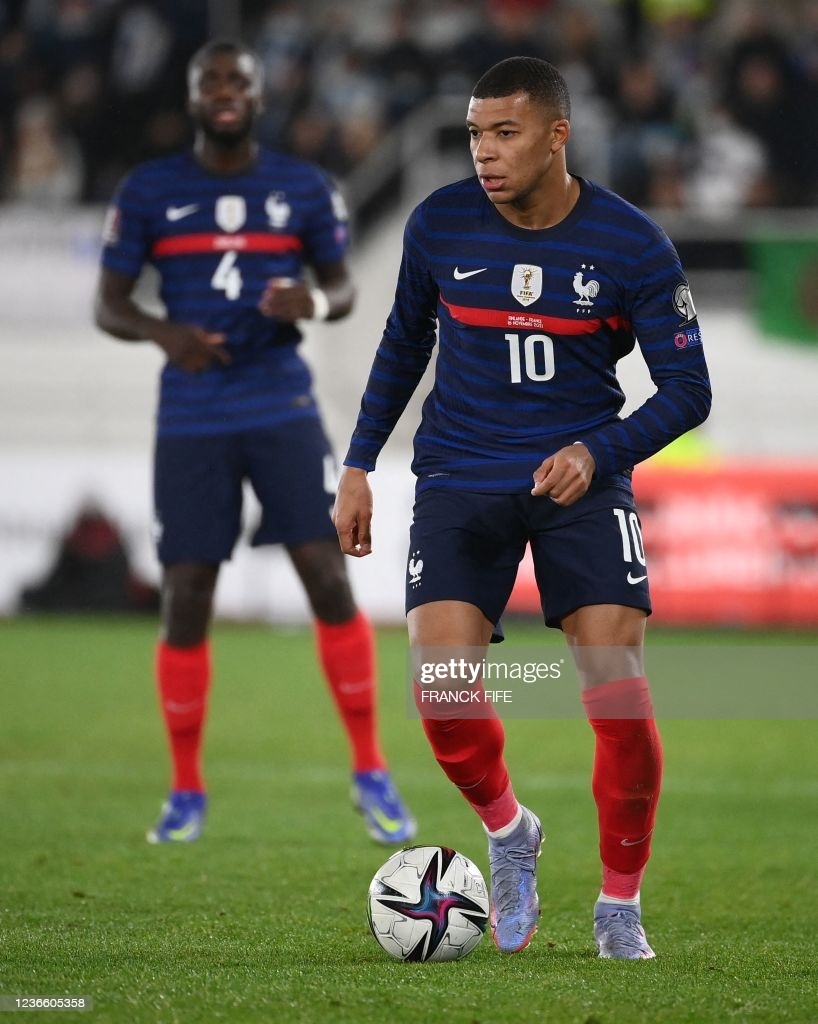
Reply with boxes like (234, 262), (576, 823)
(613, 507), (646, 568)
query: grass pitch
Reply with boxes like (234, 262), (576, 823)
(1, 616), (816, 1023)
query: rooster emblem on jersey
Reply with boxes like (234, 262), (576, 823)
(573, 265), (600, 307)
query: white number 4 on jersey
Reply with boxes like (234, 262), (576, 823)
(211, 251), (243, 300)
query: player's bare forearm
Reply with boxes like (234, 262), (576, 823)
(151, 321), (230, 371)
(333, 466), (373, 557)
(94, 273), (162, 342)
(95, 268), (228, 370)
(531, 443), (596, 506)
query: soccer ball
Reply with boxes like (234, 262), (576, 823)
(367, 845), (489, 962)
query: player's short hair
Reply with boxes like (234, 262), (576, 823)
(187, 39), (264, 100)
(472, 57), (571, 120)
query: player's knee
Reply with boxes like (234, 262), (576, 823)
(161, 564), (217, 643)
(298, 557), (356, 621)
(309, 576), (356, 623)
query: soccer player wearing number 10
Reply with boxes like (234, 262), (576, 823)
(334, 57), (711, 957)
(94, 40), (415, 847)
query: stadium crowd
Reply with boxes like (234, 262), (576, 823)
(2, 0), (818, 214)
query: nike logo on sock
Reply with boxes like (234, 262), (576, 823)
(620, 830), (653, 847)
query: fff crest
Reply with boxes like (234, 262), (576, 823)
(265, 191), (291, 229)
(511, 264), (542, 307)
(215, 195), (246, 233)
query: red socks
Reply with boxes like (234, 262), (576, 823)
(582, 676), (663, 900)
(414, 671), (662, 897)
(156, 614), (385, 794)
(155, 640), (211, 792)
(414, 682), (518, 832)
(315, 611), (385, 773)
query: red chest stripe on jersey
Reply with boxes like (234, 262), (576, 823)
(440, 297), (630, 335)
(152, 233), (304, 257)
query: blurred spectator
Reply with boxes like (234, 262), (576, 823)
(721, 19), (818, 205)
(552, 3), (619, 183)
(254, 0), (312, 146)
(58, 61), (106, 199)
(608, 54), (689, 207)
(18, 503), (159, 614)
(1, 0), (818, 215)
(103, 2), (197, 171)
(684, 104), (772, 215)
(443, 1), (551, 100)
(284, 105), (343, 174)
(0, 26), (27, 189)
(369, 3), (433, 123)
(9, 94), (83, 203)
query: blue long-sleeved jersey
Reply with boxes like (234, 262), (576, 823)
(345, 175), (711, 491)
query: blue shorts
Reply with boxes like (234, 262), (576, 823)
(154, 416), (337, 565)
(405, 477), (651, 630)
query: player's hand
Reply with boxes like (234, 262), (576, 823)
(152, 322), (230, 372)
(532, 443), (595, 506)
(258, 277), (315, 321)
(333, 466), (373, 557)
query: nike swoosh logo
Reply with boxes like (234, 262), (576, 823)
(166, 203), (199, 221)
(627, 572), (648, 585)
(369, 806), (406, 835)
(163, 699), (204, 714)
(453, 267), (488, 280)
(621, 830), (653, 847)
(337, 680), (372, 695)
(167, 821), (199, 841)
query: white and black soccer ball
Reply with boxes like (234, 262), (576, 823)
(367, 845), (489, 962)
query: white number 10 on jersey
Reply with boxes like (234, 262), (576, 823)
(506, 333), (555, 383)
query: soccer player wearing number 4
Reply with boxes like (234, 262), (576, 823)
(94, 40), (415, 847)
(334, 57), (711, 957)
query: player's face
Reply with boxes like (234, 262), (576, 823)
(467, 92), (569, 209)
(188, 51), (261, 143)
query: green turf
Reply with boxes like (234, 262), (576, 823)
(1, 617), (817, 1023)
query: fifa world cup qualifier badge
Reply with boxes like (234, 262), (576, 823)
(511, 264), (542, 307)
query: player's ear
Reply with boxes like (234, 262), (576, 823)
(551, 117), (571, 153)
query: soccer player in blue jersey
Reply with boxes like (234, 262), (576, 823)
(93, 40), (415, 847)
(334, 56), (711, 958)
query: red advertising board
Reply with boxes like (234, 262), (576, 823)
(507, 462), (818, 626)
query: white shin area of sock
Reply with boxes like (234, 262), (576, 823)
(485, 806), (524, 838)
(598, 891), (641, 908)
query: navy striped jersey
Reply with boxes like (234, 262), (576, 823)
(345, 175), (711, 491)
(100, 149), (348, 437)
